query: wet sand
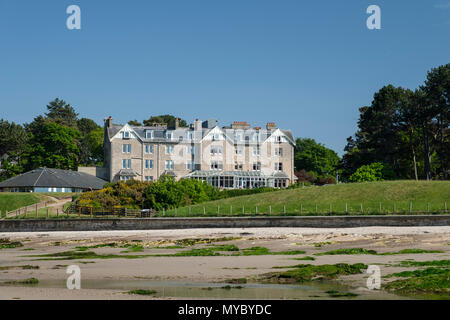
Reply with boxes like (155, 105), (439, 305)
(0, 227), (449, 300)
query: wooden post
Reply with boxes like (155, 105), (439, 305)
(409, 201), (412, 214)
(329, 204), (332, 213)
(242, 206), (244, 215)
(360, 203), (363, 214)
(427, 203), (430, 213)
(445, 202), (447, 213)
(189, 206), (191, 216)
(217, 205), (220, 215)
(283, 205), (286, 215)
(36, 204), (38, 218)
(230, 205), (232, 215)
(203, 206), (205, 215)
(78, 207), (81, 218)
(345, 203), (348, 213)
(46, 207), (49, 219)
(56, 207), (59, 217)
(379, 203), (382, 213)
(269, 205), (271, 215)
(24, 206), (27, 218)
(90, 207), (93, 218)
(163, 208), (165, 216)
(255, 206), (258, 214)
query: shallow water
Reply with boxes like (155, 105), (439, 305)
(2, 279), (411, 300)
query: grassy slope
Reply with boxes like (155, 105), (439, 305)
(0, 193), (51, 214)
(169, 181), (450, 215)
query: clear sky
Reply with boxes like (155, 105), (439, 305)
(1, 1), (449, 155)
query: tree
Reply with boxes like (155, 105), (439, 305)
(77, 118), (100, 136)
(143, 115), (187, 128)
(0, 119), (28, 158)
(45, 98), (79, 128)
(79, 128), (104, 166)
(423, 63), (450, 179)
(23, 122), (80, 170)
(128, 120), (142, 126)
(294, 138), (339, 178)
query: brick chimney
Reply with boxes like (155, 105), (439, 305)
(231, 121), (251, 130)
(266, 122), (276, 130)
(175, 117), (179, 129)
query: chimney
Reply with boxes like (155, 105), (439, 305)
(104, 116), (113, 128)
(194, 118), (202, 131)
(266, 122), (276, 130)
(231, 121), (251, 130)
(175, 118), (179, 129)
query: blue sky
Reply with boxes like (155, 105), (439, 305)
(0, 1), (449, 155)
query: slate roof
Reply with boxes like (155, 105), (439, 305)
(0, 168), (107, 190)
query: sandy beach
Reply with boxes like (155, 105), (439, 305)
(0, 226), (449, 300)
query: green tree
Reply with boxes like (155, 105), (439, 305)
(294, 138), (339, 178)
(23, 122), (80, 170)
(0, 119), (28, 158)
(45, 98), (79, 128)
(143, 115), (187, 128)
(77, 118), (100, 136)
(79, 128), (104, 166)
(128, 120), (142, 126)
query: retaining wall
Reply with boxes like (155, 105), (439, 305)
(0, 215), (449, 232)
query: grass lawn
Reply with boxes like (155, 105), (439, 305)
(0, 193), (53, 217)
(162, 180), (450, 216)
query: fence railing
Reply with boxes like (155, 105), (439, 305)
(3, 201), (53, 219)
(4, 201), (449, 219)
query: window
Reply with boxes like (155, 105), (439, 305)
(188, 132), (193, 140)
(145, 144), (153, 154)
(165, 160), (174, 170)
(210, 161), (223, 170)
(123, 131), (130, 139)
(186, 146), (195, 155)
(120, 176), (132, 181)
(235, 146), (243, 155)
(234, 162), (243, 170)
(145, 159), (153, 169)
(277, 136), (282, 143)
(145, 130), (153, 139)
(253, 134), (259, 142)
(275, 148), (283, 156)
(145, 176), (153, 182)
(165, 145), (174, 154)
(210, 145), (222, 155)
(252, 146), (260, 156)
(122, 159), (131, 169)
(186, 161), (194, 170)
(213, 133), (220, 141)
(275, 162), (283, 171)
(236, 133), (242, 141)
(122, 144), (131, 153)
(166, 132), (172, 140)
(253, 162), (261, 171)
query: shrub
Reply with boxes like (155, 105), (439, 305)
(349, 162), (396, 183)
(295, 170), (316, 183)
(316, 176), (336, 185)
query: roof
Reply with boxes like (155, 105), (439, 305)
(106, 121), (295, 146)
(0, 168), (107, 190)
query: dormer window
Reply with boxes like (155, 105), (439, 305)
(123, 131), (130, 139)
(166, 132), (172, 140)
(145, 130), (153, 139)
